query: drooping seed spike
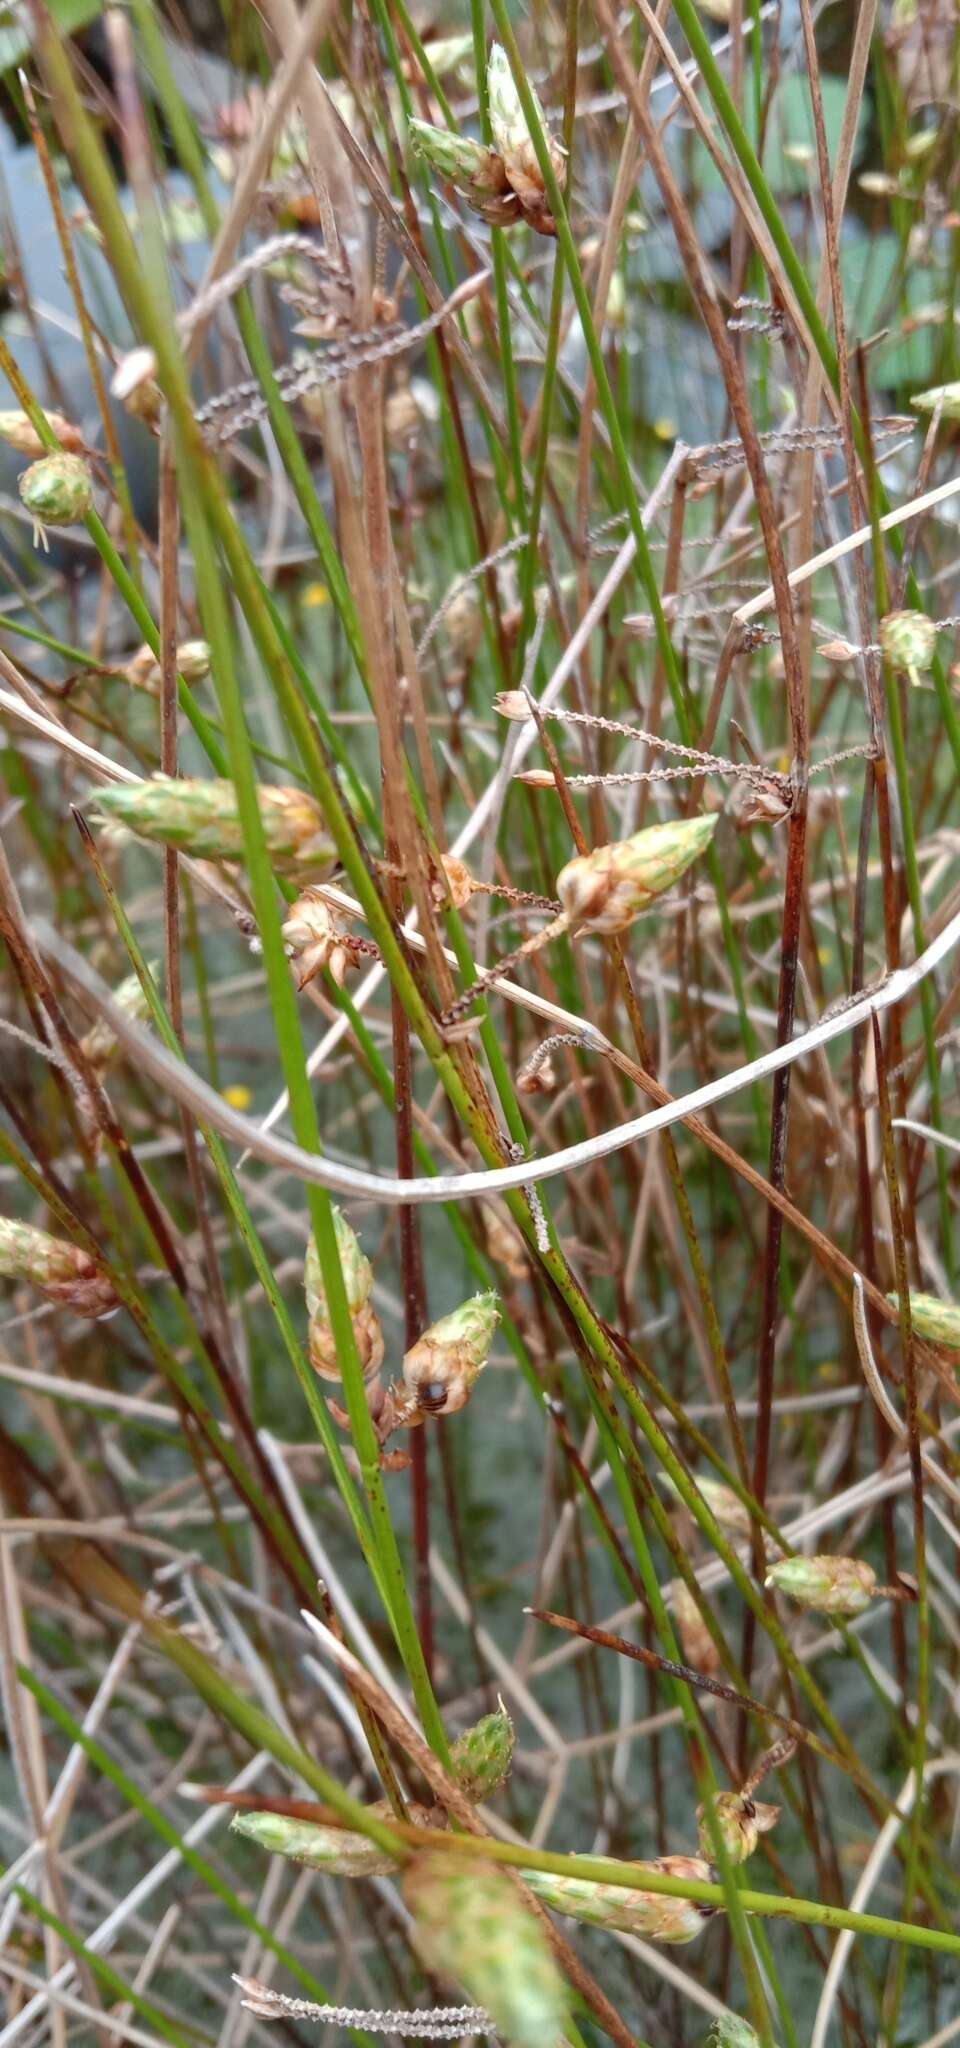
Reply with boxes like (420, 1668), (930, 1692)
(524, 1855), (716, 1943)
(403, 1853), (570, 2048)
(91, 776), (335, 872)
(765, 1554), (877, 1616)
(556, 814), (717, 936)
(0, 1216), (118, 1319)
(401, 1290), (499, 1417)
(450, 1708), (516, 1801)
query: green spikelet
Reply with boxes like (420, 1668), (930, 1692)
(0, 1216), (118, 1319)
(403, 1854), (569, 2048)
(19, 451), (93, 529)
(451, 1708), (516, 1801)
(408, 117), (510, 198)
(401, 1290), (499, 1416)
(893, 1290), (960, 1348)
(80, 965), (157, 1073)
(92, 776), (335, 872)
(231, 1809), (399, 1877)
(707, 2021), (764, 2048)
(879, 608), (937, 674)
(556, 815), (717, 936)
(765, 1554), (876, 1616)
(523, 1855), (715, 1943)
(304, 1208), (384, 1383)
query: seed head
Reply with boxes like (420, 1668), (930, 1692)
(671, 1579), (721, 1675)
(486, 43), (566, 231)
(525, 1855), (715, 1943)
(879, 608), (937, 673)
(765, 1554), (877, 1616)
(282, 890), (356, 990)
(403, 1853), (569, 2048)
(451, 1708), (516, 1801)
(92, 776), (335, 872)
(304, 1210), (384, 1384)
(231, 1808), (400, 1877)
(697, 1790), (779, 1866)
(556, 815), (717, 936)
(0, 410), (83, 456)
(19, 452), (94, 540)
(891, 1289), (960, 1348)
(401, 1290), (499, 1417)
(0, 1217), (118, 1319)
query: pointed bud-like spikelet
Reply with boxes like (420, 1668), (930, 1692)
(451, 1708), (516, 1801)
(434, 853), (480, 911)
(495, 689), (532, 720)
(445, 587), (483, 662)
(231, 1807), (400, 1877)
(671, 1580), (721, 1675)
(880, 608), (937, 673)
(524, 1855), (715, 1943)
(282, 890), (355, 991)
(697, 1791), (780, 1866)
(403, 1854), (569, 2048)
(486, 43), (566, 227)
(402, 1290), (499, 1416)
(765, 1554), (877, 1616)
(92, 776), (335, 872)
(480, 1198), (528, 1279)
(126, 641), (211, 690)
(19, 452), (93, 536)
(891, 1290), (960, 1348)
(304, 1210), (384, 1384)
(409, 117), (512, 199)
(556, 815), (716, 937)
(0, 1217), (118, 1319)
(516, 1053), (557, 1094)
(0, 410), (83, 456)
(661, 1470), (753, 1539)
(708, 2021), (763, 2048)
(80, 965), (156, 1074)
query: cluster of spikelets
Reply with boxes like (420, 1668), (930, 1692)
(303, 1207), (499, 1465)
(231, 1715), (791, 2048)
(85, 770), (719, 1019)
(410, 43), (566, 236)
